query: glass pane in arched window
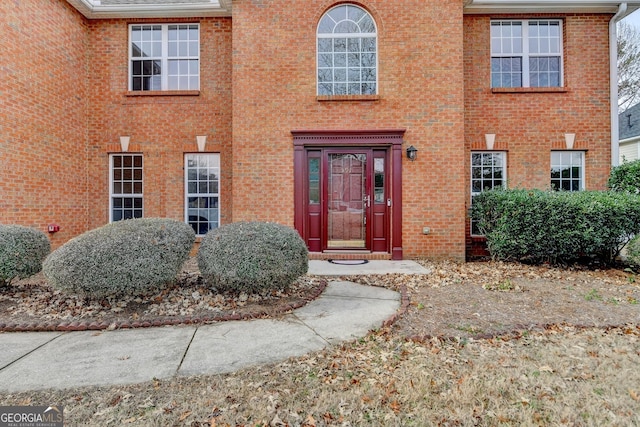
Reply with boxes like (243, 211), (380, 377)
(317, 4), (377, 96)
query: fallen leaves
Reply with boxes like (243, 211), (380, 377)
(2, 259), (639, 426)
(0, 260), (324, 328)
(178, 410), (192, 421)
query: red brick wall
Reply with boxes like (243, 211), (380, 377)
(464, 14), (613, 257)
(0, 0), (89, 248)
(1, 2), (616, 261)
(232, 0), (467, 260)
(464, 14), (611, 190)
(85, 17), (233, 231)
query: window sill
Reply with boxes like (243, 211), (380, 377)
(491, 87), (568, 94)
(317, 94), (380, 102)
(126, 90), (200, 97)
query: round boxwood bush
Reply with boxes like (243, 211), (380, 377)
(43, 218), (195, 298)
(0, 224), (50, 286)
(198, 221), (308, 293)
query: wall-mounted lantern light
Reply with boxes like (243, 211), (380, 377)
(406, 145), (418, 161)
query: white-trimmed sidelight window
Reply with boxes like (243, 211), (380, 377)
(185, 153), (220, 236)
(491, 20), (563, 88)
(551, 151), (584, 191)
(110, 154), (143, 222)
(129, 24), (200, 91)
(471, 152), (507, 235)
(317, 4), (377, 96)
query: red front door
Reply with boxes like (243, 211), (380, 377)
(327, 151), (368, 249)
(301, 148), (389, 253)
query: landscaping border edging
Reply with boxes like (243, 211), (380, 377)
(0, 279), (329, 333)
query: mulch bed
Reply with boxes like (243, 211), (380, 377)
(0, 259), (328, 333)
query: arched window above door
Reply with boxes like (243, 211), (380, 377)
(317, 4), (378, 96)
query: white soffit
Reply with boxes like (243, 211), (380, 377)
(66, 0), (232, 19)
(464, 0), (640, 15)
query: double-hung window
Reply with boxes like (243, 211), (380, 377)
(551, 151), (584, 191)
(471, 152), (506, 235)
(110, 154), (143, 222)
(491, 20), (563, 88)
(185, 154), (220, 236)
(317, 4), (377, 96)
(129, 24), (199, 91)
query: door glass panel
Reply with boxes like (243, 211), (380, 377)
(309, 158), (320, 204)
(374, 157), (384, 203)
(328, 153), (366, 248)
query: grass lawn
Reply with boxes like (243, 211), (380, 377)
(1, 260), (639, 426)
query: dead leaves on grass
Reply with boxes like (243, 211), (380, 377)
(3, 324), (639, 426)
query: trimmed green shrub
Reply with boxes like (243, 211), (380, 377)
(43, 218), (195, 298)
(198, 221), (308, 293)
(471, 189), (640, 264)
(608, 159), (640, 194)
(627, 235), (640, 267)
(0, 225), (50, 286)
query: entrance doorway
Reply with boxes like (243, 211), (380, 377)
(327, 151), (369, 249)
(293, 130), (405, 259)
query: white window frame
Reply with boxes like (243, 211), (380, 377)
(471, 151), (507, 236)
(184, 153), (220, 236)
(491, 20), (563, 88)
(129, 24), (200, 91)
(551, 151), (585, 191)
(316, 4), (378, 96)
(109, 154), (144, 222)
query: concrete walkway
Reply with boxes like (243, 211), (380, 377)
(0, 260), (428, 392)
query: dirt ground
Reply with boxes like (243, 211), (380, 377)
(388, 260), (640, 340)
(1, 259), (639, 426)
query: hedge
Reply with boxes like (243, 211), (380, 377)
(471, 189), (640, 264)
(608, 159), (640, 194)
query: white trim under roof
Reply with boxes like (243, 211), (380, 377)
(67, 1), (640, 20)
(464, 0), (640, 15)
(66, 0), (232, 19)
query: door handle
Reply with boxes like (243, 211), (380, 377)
(363, 195), (370, 208)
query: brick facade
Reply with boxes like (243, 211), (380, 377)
(232, 0), (466, 259)
(464, 14), (612, 257)
(0, 0), (89, 248)
(85, 17), (233, 231)
(0, 0), (619, 260)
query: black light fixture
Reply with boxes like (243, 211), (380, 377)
(406, 145), (418, 161)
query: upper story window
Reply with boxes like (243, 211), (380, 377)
(551, 151), (584, 191)
(317, 4), (377, 96)
(491, 20), (563, 88)
(129, 24), (199, 91)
